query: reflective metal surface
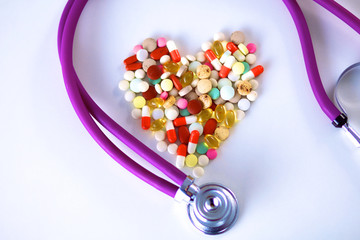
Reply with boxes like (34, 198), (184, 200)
(187, 183), (239, 235)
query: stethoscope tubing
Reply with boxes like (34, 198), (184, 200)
(58, 0), (186, 198)
(283, 0), (360, 123)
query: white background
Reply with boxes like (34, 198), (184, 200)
(1, 0), (360, 239)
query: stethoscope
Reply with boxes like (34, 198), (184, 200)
(58, 0), (360, 236)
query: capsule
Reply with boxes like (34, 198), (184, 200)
(147, 97), (164, 109)
(166, 120), (177, 143)
(173, 115), (197, 127)
(180, 71), (194, 87)
(241, 65), (264, 81)
(176, 144), (187, 169)
(204, 134), (221, 149)
(150, 118), (166, 131)
(170, 74), (183, 90)
(226, 42), (245, 62)
(166, 40), (181, 63)
(214, 104), (226, 122)
(188, 130), (200, 154)
(224, 110), (236, 128)
(219, 50), (231, 64)
(205, 49), (222, 71)
(141, 106), (151, 130)
(163, 61), (180, 73)
(197, 108), (213, 123)
(211, 40), (224, 58)
(219, 56), (236, 78)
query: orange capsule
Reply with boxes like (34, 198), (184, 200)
(176, 144), (187, 169)
(188, 130), (199, 154)
(166, 120), (177, 143)
(141, 106), (151, 130)
(173, 116), (197, 127)
(166, 40), (181, 63)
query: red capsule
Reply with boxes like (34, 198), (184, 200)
(166, 121), (177, 143)
(188, 130), (199, 154)
(141, 106), (151, 130)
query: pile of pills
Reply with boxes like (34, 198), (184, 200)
(119, 31), (264, 178)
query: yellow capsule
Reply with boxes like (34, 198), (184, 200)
(197, 108), (213, 123)
(214, 104), (226, 122)
(150, 118), (166, 131)
(163, 61), (180, 73)
(204, 134), (221, 149)
(147, 97), (164, 109)
(224, 110), (236, 128)
(180, 71), (194, 87)
(212, 41), (224, 58)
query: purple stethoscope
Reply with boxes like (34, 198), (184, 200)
(58, 0), (360, 235)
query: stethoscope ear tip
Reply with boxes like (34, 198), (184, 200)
(187, 183), (239, 235)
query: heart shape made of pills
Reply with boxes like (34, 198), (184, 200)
(118, 31), (264, 178)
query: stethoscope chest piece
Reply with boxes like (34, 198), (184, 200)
(187, 183), (239, 235)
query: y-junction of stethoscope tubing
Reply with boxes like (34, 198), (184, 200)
(58, 0), (187, 198)
(283, 0), (360, 126)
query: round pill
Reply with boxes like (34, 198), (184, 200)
(118, 80), (130, 91)
(161, 79), (173, 92)
(213, 32), (225, 41)
(147, 65), (162, 80)
(231, 31), (245, 45)
(180, 108), (190, 116)
(209, 78), (218, 88)
(248, 81), (258, 92)
(229, 92), (241, 103)
(245, 54), (257, 65)
(142, 58), (156, 72)
(136, 49), (148, 62)
(184, 55), (195, 63)
(184, 92), (198, 101)
(210, 70), (219, 80)
(152, 108), (164, 120)
(189, 122), (204, 135)
(208, 88), (220, 100)
(206, 149), (217, 160)
(160, 91), (168, 100)
(214, 126), (230, 141)
(198, 155), (209, 167)
(185, 154), (198, 167)
(187, 99), (203, 115)
(191, 79), (199, 88)
(196, 142), (209, 155)
(133, 44), (143, 54)
(220, 86), (235, 100)
(169, 88), (179, 96)
(193, 167), (204, 178)
(235, 110), (246, 121)
(218, 78), (232, 89)
(232, 62), (245, 75)
(203, 118), (217, 135)
(154, 130), (166, 141)
(178, 126), (190, 144)
(238, 98), (251, 111)
(197, 79), (212, 94)
(189, 61), (202, 73)
(234, 80), (241, 88)
(160, 55), (171, 64)
(243, 62), (250, 74)
(133, 96), (146, 108)
(181, 57), (190, 66)
(198, 94), (212, 109)
(196, 65), (211, 79)
(237, 80), (253, 95)
(247, 43), (257, 53)
(214, 97), (226, 105)
(131, 108), (142, 119)
(167, 143), (178, 155)
(124, 90), (135, 102)
(129, 78), (142, 93)
(195, 87), (202, 97)
(135, 69), (146, 79)
(155, 84), (163, 94)
(142, 38), (157, 52)
(177, 98), (188, 109)
(228, 71), (240, 82)
(149, 78), (161, 85)
(247, 90), (258, 101)
(224, 102), (234, 111)
(124, 71), (135, 81)
(138, 81), (149, 92)
(196, 52), (206, 63)
(156, 141), (168, 152)
(165, 106), (179, 120)
(201, 42), (212, 52)
(157, 37), (167, 48)
(142, 86), (157, 100)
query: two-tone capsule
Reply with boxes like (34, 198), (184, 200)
(141, 106), (151, 130)
(226, 42), (245, 62)
(166, 40), (181, 63)
(188, 130), (200, 154)
(205, 49), (222, 71)
(173, 115), (197, 127)
(176, 144), (187, 169)
(241, 65), (264, 81)
(219, 56), (236, 78)
(166, 120), (177, 143)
